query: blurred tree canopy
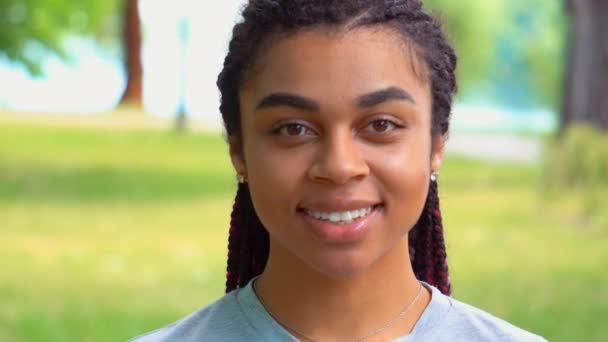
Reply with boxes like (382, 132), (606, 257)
(425, 0), (565, 111)
(516, 0), (566, 111)
(425, 0), (510, 95)
(0, 0), (120, 75)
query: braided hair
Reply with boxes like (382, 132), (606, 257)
(218, 0), (457, 295)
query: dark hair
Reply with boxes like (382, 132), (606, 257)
(218, 0), (457, 295)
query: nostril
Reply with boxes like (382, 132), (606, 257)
(307, 159), (370, 185)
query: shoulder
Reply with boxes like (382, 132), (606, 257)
(444, 297), (547, 341)
(128, 289), (259, 342)
(408, 284), (547, 342)
(423, 286), (547, 342)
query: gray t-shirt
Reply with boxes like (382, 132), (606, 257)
(130, 278), (547, 341)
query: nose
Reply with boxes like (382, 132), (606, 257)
(307, 130), (370, 185)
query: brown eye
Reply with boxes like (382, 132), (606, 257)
(276, 123), (315, 137)
(367, 119), (397, 133)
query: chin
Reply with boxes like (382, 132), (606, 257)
(303, 250), (378, 280)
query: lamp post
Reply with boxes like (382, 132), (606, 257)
(175, 15), (189, 132)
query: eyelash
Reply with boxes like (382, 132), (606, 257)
(361, 118), (405, 134)
(271, 122), (316, 137)
(270, 118), (405, 137)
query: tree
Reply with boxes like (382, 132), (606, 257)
(561, 0), (608, 131)
(0, 0), (119, 75)
(119, 0), (143, 107)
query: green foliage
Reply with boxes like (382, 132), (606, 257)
(510, 0), (566, 110)
(543, 125), (608, 225)
(0, 118), (606, 341)
(0, 0), (120, 74)
(424, 0), (510, 93)
(425, 0), (565, 110)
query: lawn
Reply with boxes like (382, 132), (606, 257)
(1, 120), (606, 341)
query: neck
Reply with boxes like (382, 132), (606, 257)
(254, 238), (430, 341)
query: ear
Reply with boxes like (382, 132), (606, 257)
(228, 135), (247, 178)
(431, 135), (445, 173)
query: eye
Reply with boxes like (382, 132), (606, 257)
(273, 123), (316, 137)
(363, 119), (401, 134)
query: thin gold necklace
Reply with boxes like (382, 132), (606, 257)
(252, 280), (423, 342)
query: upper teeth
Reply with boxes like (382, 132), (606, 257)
(306, 207), (373, 223)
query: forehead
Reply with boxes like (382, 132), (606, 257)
(240, 27), (431, 110)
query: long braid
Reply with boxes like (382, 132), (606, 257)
(225, 183), (269, 293)
(225, 184), (244, 292)
(429, 180), (451, 295)
(409, 180), (451, 295)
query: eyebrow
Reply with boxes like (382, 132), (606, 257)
(357, 87), (415, 108)
(255, 93), (320, 111)
(254, 86), (415, 112)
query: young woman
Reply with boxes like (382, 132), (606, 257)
(132, 1), (547, 341)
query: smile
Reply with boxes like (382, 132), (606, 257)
(298, 203), (382, 243)
(304, 206), (376, 224)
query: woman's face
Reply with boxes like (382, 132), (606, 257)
(232, 27), (443, 278)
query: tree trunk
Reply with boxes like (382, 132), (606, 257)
(119, 0), (143, 107)
(561, 0), (608, 131)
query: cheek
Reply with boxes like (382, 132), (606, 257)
(368, 139), (431, 225)
(242, 140), (310, 223)
(369, 132), (431, 183)
(245, 140), (309, 187)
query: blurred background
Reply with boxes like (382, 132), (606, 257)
(0, 0), (606, 341)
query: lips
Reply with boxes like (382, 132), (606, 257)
(297, 201), (383, 243)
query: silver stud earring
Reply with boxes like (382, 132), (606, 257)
(430, 171), (438, 182)
(237, 174), (246, 184)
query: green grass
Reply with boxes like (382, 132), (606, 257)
(1, 121), (606, 342)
